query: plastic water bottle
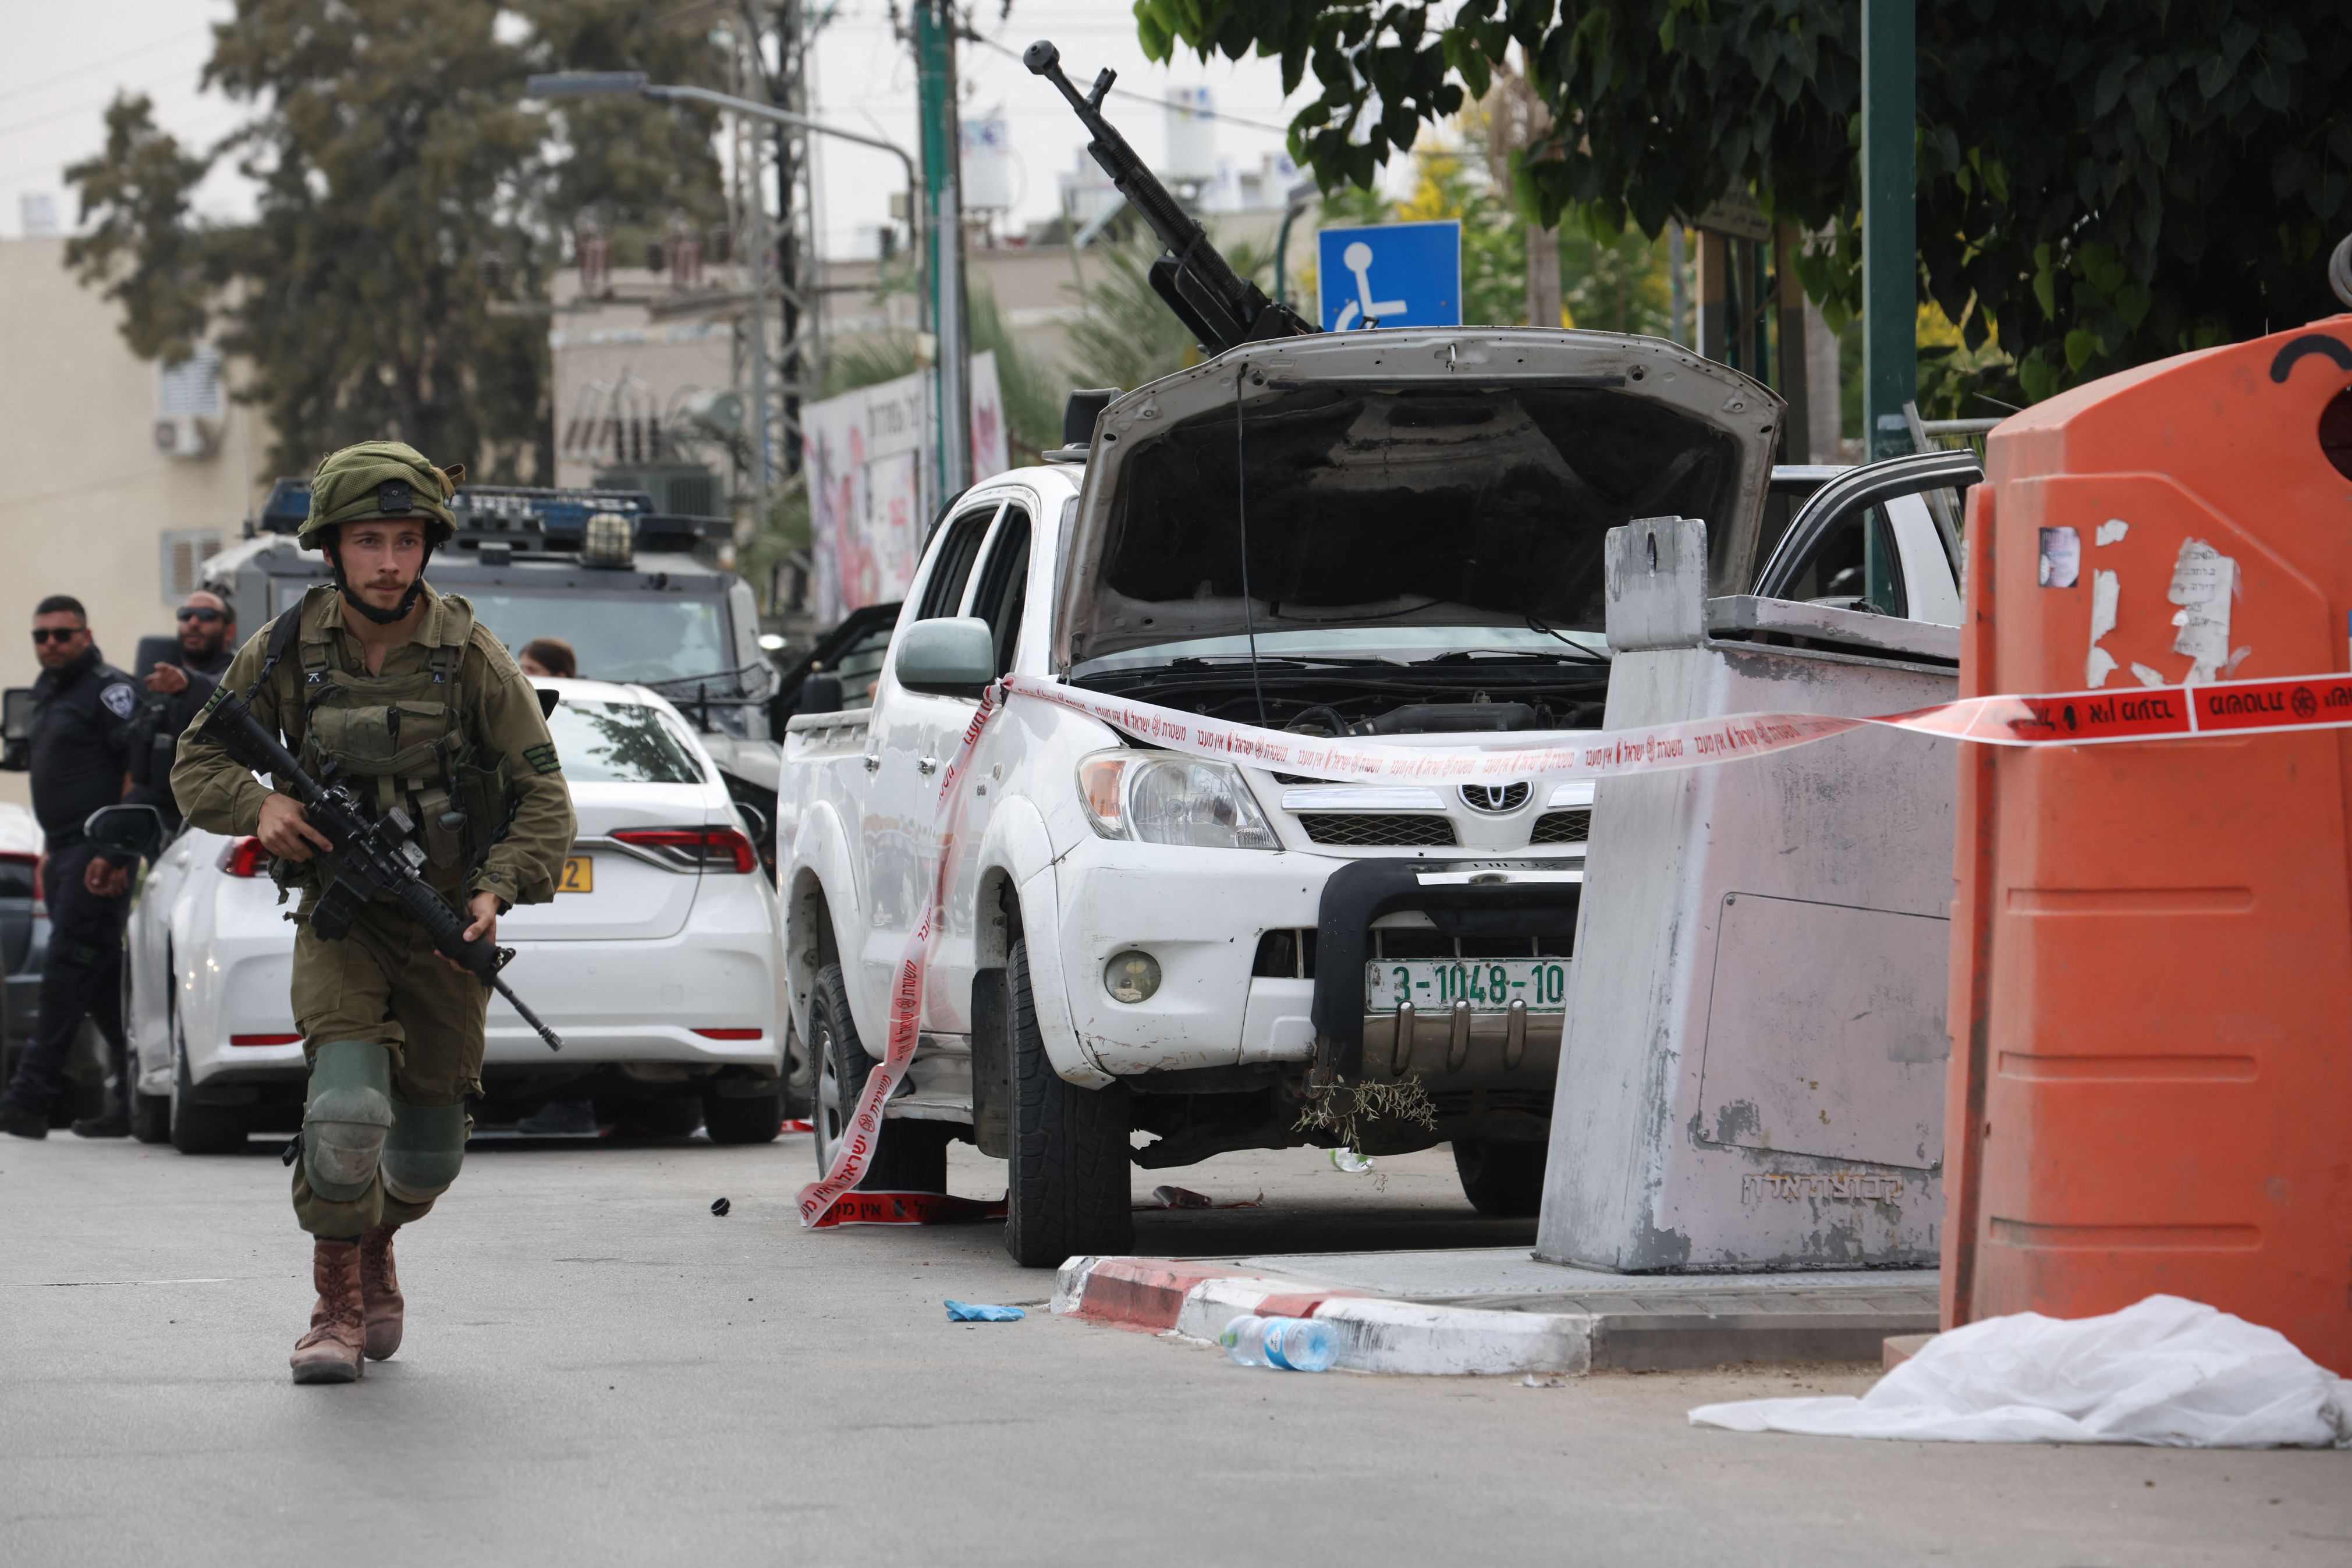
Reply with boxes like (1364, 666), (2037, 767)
(1219, 1314), (1339, 1372)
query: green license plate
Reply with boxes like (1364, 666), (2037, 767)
(1364, 958), (1570, 1014)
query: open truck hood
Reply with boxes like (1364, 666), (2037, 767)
(1056, 329), (1783, 671)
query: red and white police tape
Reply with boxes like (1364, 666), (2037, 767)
(797, 667), (2352, 1226)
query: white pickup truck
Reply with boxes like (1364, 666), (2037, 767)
(775, 327), (1971, 1266)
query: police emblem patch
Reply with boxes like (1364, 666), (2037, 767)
(100, 682), (137, 719)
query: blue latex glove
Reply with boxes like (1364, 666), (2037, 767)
(945, 1300), (1026, 1322)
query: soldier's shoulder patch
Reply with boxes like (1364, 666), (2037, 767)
(523, 742), (561, 775)
(99, 682), (137, 719)
(196, 685), (228, 719)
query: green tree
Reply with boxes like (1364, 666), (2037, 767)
(1134, 0), (2352, 403)
(63, 0), (729, 481)
(1063, 233), (1279, 392)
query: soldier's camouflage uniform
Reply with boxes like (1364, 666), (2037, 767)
(172, 545), (573, 1237)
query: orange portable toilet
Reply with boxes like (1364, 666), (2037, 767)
(1945, 315), (2352, 1372)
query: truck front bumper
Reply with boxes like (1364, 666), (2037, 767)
(1049, 842), (1581, 1085)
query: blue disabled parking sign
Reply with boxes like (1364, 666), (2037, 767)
(1317, 220), (1461, 331)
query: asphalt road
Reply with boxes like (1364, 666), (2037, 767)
(3, 1131), (2344, 1567)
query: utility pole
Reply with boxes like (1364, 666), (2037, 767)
(1861, 0), (1917, 461)
(733, 29), (776, 507)
(771, 0), (817, 480)
(913, 0), (970, 508)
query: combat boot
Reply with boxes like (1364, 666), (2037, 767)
(289, 1238), (366, 1384)
(359, 1223), (404, 1360)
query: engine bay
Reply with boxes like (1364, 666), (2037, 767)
(1072, 652), (1609, 733)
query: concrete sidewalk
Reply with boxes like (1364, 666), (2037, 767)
(1056, 1247), (1940, 1374)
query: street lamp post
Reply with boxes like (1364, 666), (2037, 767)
(525, 73), (925, 505)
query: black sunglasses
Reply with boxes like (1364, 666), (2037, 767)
(30, 627), (83, 644)
(176, 607), (225, 624)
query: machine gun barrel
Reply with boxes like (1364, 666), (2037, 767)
(197, 690), (566, 1052)
(1024, 38), (1314, 356)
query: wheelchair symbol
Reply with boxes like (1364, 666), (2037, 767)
(1332, 241), (1409, 331)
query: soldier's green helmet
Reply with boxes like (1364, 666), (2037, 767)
(298, 441), (466, 550)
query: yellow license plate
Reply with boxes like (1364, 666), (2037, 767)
(558, 856), (593, 893)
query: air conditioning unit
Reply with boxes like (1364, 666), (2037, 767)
(153, 414), (221, 460)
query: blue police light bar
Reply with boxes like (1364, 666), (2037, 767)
(525, 72), (651, 98)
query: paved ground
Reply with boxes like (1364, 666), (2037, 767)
(3, 1131), (2345, 1567)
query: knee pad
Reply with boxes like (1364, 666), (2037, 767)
(382, 1098), (467, 1204)
(303, 1040), (394, 1203)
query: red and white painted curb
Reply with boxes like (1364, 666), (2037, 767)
(1053, 1255), (1594, 1377)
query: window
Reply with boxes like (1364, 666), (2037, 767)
(915, 505), (1001, 620)
(157, 346), (224, 418)
(464, 590), (730, 686)
(160, 530), (222, 604)
(543, 700), (706, 784)
(1780, 504), (1908, 618)
(964, 510), (1031, 677)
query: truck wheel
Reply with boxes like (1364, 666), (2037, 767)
(1452, 1136), (1548, 1218)
(1003, 939), (1131, 1268)
(808, 963), (947, 1191)
(169, 1024), (249, 1155)
(781, 1017), (814, 1120)
(702, 1089), (783, 1145)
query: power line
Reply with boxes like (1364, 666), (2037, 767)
(963, 33), (1296, 135)
(0, 26), (210, 102)
(0, 58), (213, 143)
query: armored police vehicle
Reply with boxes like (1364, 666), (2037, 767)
(207, 480), (784, 854)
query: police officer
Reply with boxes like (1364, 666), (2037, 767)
(130, 590), (238, 836)
(173, 442), (574, 1385)
(0, 596), (143, 1141)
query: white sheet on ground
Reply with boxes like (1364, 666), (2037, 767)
(1689, 1295), (2352, 1448)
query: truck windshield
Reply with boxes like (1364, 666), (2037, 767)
(464, 590), (730, 686)
(545, 700), (707, 785)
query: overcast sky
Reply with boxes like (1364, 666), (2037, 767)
(1, 2), (1388, 254)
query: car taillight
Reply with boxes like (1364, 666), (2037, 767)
(229, 1033), (302, 1047)
(693, 1027), (764, 1040)
(612, 826), (757, 874)
(218, 837), (272, 877)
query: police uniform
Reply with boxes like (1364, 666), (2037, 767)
(170, 441), (573, 1383)
(128, 643), (233, 836)
(0, 644), (141, 1126)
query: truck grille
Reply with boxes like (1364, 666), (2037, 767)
(1296, 814), (1459, 848)
(1530, 808), (1591, 845)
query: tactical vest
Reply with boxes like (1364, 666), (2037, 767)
(271, 588), (513, 878)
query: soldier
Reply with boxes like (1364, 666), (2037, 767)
(172, 442), (574, 1385)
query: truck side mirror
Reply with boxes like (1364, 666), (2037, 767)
(83, 803), (168, 862)
(893, 618), (995, 700)
(1, 687), (32, 771)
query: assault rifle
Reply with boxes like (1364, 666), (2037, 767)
(196, 689), (565, 1052)
(1025, 39), (1315, 356)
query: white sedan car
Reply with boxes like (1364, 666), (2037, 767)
(125, 678), (786, 1150)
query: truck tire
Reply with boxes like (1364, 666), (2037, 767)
(781, 1017), (814, 1120)
(1451, 1136), (1547, 1218)
(701, 1088), (783, 1145)
(808, 963), (947, 1191)
(1003, 939), (1131, 1267)
(169, 1023), (248, 1155)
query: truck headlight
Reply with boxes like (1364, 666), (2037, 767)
(1077, 753), (1279, 850)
